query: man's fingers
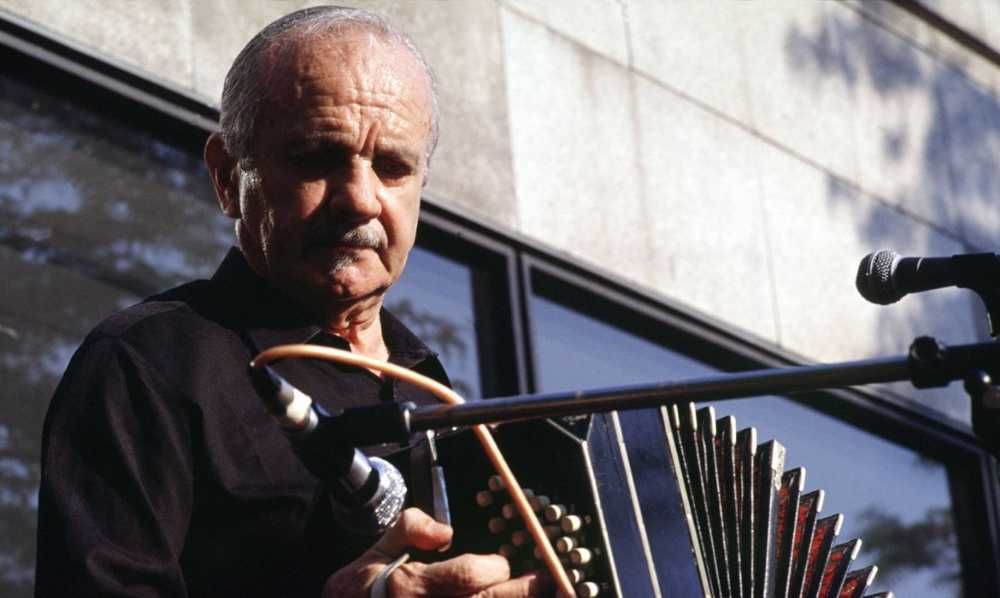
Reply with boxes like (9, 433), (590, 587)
(366, 509), (548, 597)
(389, 553), (511, 596)
(474, 570), (552, 598)
(374, 507), (453, 557)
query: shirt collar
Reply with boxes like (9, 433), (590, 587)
(211, 247), (436, 368)
(379, 309), (436, 368)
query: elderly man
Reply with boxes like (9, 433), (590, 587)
(36, 6), (546, 598)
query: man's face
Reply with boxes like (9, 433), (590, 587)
(233, 31), (433, 315)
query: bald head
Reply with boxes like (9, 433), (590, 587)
(219, 6), (439, 167)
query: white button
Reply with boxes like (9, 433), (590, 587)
(569, 547), (592, 565)
(544, 504), (566, 523)
(556, 536), (577, 554)
(561, 515), (583, 533)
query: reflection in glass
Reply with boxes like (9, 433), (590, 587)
(530, 293), (961, 597)
(385, 247), (482, 400)
(0, 73), (230, 597)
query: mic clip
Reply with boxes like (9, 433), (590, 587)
(908, 336), (951, 389)
(952, 254), (1000, 338)
(965, 370), (1000, 457)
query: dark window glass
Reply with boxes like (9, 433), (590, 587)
(0, 71), (230, 596)
(529, 288), (961, 598)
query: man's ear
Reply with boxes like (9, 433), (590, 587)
(204, 132), (241, 218)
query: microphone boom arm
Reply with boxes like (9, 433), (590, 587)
(394, 337), (1000, 435)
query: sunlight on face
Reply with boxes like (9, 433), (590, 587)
(235, 30), (434, 316)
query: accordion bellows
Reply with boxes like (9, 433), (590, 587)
(434, 403), (891, 598)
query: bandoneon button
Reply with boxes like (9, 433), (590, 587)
(569, 547), (592, 565)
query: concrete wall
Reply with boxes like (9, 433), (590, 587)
(2, 0), (998, 421)
(916, 0), (1000, 54)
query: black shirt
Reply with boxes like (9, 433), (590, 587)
(35, 248), (451, 597)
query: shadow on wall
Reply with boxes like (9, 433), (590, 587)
(787, 7), (996, 354)
(787, 4), (999, 246)
(784, 6), (1000, 597)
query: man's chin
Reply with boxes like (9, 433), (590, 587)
(303, 271), (388, 305)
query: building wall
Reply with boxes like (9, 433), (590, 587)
(2, 0), (998, 421)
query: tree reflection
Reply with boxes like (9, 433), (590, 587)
(385, 297), (474, 399)
(858, 505), (960, 596)
(0, 248), (150, 598)
(0, 72), (230, 597)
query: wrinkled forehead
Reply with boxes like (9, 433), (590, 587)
(258, 28), (433, 122)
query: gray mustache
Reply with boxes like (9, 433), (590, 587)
(307, 225), (385, 250)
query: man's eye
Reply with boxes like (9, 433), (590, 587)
(373, 157), (414, 181)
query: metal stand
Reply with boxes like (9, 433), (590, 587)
(966, 371), (1000, 455)
(328, 339), (1000, 447)
(953, 252), (1000, 338)
(961, 268), (1000, 454)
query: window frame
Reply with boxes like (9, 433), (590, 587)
(410, 204), (528, 398)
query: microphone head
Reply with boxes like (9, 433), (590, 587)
(856, 250), (903, 304)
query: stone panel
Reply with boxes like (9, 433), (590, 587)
(837, 11), (961, 234)
(502, 0), (628, 65)
(501, 6), (650, 286)
(633, 75), (777, 343)
(189, 0), (517, 227)
(627, 1), (756, 124)
(980, 0), (1000, 56)
(188, 0), (298, 106)
(742, 1), (860, 186)
(840, 0), (935, 50)
(757, 141), (982, 421)
(0, 0), (194, 92)
(935, 64), (1000, 251)
(844, 0), (1000, 98)
(916, 0), (988, 48)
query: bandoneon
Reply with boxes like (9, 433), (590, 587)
(434, 403), (891, 598)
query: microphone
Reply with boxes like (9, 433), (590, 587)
(856, 250), (1000, 305)
(251, 365), (406, 536)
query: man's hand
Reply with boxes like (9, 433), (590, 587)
(322, 507), (550, 597)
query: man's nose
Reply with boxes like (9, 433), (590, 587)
(327, 157), (381, 221)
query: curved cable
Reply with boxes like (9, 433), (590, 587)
(251, 344), (575, 598)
